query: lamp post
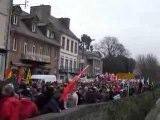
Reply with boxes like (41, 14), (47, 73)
(81, 41), (85, 70)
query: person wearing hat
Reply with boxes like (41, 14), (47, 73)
(0, 83), (20, 120)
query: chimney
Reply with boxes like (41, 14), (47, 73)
(59, 18), (70, 29)
(30, 5), (51, 21)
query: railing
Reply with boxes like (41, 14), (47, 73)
(59, 66), (80, 73)
(21, 52), (51, 63)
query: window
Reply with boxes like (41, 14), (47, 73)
(24, 42), (27, 55)
(32, 44), (36, 57)
(46, 28), (55, 39)
(12, 38), (17, 51)
(70, 59), (72, 69)
(46, 29), (50, 38)
(71, 41), (74, 52)
(13, 15), (18, 25)
(65, 59), (68, 69)
(75, 42), (78, 53)
(66, 39), (69, 51)
(40, 47), (43, 57)
(32, 23), (36, 32)
(61, 37), (65, 49)
(60, 76), (65, 82)
(50, 32), (55, 39)
(47, 47), (50, 56)
(74, 60), (77, 68)
(60, 57), (64, 67)
(55, 50), (58, 58)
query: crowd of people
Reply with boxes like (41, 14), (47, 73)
(0, 73), (152, 120)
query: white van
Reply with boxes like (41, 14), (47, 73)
(31, 75), (57, 83)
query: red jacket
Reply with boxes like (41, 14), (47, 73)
(19, 98), (38, 119)
(0, 96), (20, 120)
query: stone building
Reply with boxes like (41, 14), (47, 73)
(79, 50), (103, 78)
(9, 5), (60, 75)
(30, 5), (79, 82)
(58, 19), (79, 82)
(9, 5), (79, 80)
(0, 0), (12, 79)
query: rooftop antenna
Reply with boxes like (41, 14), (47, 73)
(14, 0), (29, 9)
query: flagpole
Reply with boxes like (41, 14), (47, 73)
(77, 65), (89, 78)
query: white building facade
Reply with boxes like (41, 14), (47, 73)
(59, 34), (79, 82)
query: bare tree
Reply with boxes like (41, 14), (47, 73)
(136, 54), (159, 80)
(115, 43), (130, 57)
(94, 36), (129, 57)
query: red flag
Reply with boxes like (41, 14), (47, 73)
(60, 77), (78, 101)
(60, 65), (89, 101)
(4, 68), (13, 80)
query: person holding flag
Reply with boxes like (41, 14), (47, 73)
(60, 65), (89, 103)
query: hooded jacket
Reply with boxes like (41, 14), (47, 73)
(0, 97), (38, 120)
(19, 98), (38, 119)
(0, 96), (20, 120)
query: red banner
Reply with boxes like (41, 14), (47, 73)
(60, 65), (89, 101)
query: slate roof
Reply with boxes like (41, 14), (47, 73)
(84, 51), (102, 59)
(21, 11), (29, 16)
(12, 9), (79, 46)
(48, 16), (79, 40)
(11, 11), (61, 47)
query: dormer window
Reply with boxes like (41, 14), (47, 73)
(32, 23), (36, 32)
(13, 15), (18, 25)
(46, 29), (50, 38)
(50, 32), (55, 39)
(46, 28), (55, 39)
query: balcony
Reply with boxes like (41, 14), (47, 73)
(59, 66), (80, 74)
(21, 52), (51, 63)
(59, 66), (68, 73)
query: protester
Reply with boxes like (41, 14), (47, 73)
(19, 98), (38, 119)
(0, 83), (20, 120)
(0, 81), (38, 120)
(0, 71), (150, 120)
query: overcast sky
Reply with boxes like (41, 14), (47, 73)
(14, 0), (160, 59)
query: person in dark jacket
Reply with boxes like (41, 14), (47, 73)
(40, 96), (61, 114)
(85, 88), (97, 103)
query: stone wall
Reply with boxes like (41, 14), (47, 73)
(145, 95), (160, 120)
(30, 90), (160, 120)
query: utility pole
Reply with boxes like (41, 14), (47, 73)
(14, 0), (29, 8)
